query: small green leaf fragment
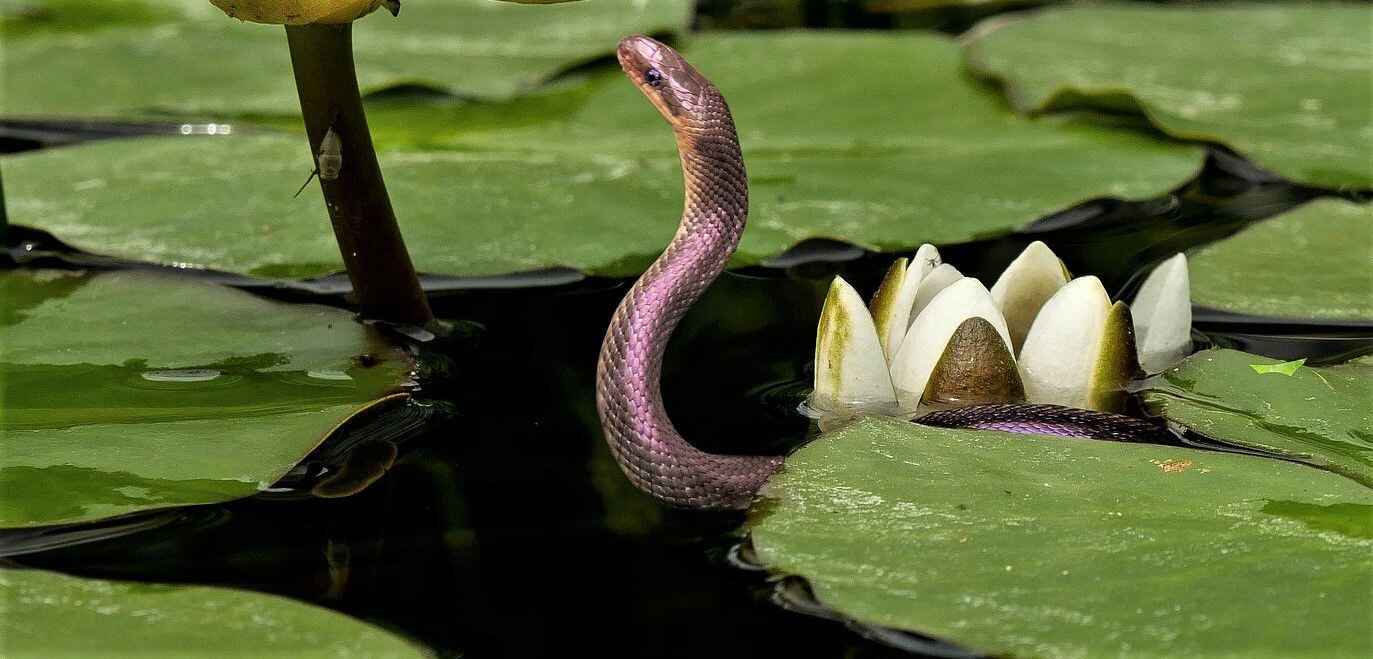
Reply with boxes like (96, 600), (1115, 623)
(1251, 358), (1306, 376)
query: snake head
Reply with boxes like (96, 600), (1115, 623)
(617, 35), (711, 122)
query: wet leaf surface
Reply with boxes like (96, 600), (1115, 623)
(1143, 348), (1373, 487)
(5, 33), (1203, 277)
(0, 567), (427, 656)
(747, 416), (1373, 656)
(0, 269), (411, 528)
(965, 3), (1373, 189)
(1, 0), (693, 117)
(1188, 198), (1372, 320)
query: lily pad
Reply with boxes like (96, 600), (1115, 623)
(748, 416), (1373, 656)
(1188, 198), (1372, 320)
(4, 32), (1204, 278)
(964, 3), (1373, 189)
(0, 567), (427, 656)
(1143, 348), (1373, 487)
(0, 0), (694, 118)
(0, 268), (412, 528)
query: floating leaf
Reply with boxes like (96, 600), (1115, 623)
(0, 568), (428, 656)
(965, 3), (1373, 189)
(1, 0), (694, 117)
(1251, 358), (1307, 376)
(1188, 199), (1372, 320)
(747, 417), (1373, 656)
(1143, 348), (1373, 487)
(0, 269), (414, 528)
(4, 32), (1204, 277)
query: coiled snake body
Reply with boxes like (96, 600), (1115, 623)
(596, 36), (1169, 511)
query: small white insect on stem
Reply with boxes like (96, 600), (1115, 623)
(295, 124), (344, 197)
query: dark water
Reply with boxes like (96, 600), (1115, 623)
(6, 126), (1372, 656)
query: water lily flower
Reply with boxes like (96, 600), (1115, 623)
(811, 242), (1194, 417)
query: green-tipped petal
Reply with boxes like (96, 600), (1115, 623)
(922, 317), (1026, 408)
(870, 258), (912, 359)
(813, 277), (898, 415)
(1132, 253), (1193, 373)
(990, 240), (1071, 355)
(890, 278), (1012, 414)
(1017, 276), (1113, 409)
(1088, 301), (1143, 412)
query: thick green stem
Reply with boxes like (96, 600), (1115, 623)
(285, 23), (433, 329)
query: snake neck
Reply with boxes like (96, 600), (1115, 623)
(595, 93), (782, 511)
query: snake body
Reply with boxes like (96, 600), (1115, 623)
(915, 404), (1175, 444)
(596, 36), (1168, 511)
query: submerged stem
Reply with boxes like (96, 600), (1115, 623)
(285, 23), (434, 329)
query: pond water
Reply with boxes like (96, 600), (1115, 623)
(4, 132), (1368, 657)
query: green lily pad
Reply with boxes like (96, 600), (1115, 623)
(964, 3), (1373, 189)
(0, 268), (413, 528)
(1188, 198), (1372, 320)
(0, 567), (427, 656)
(1142, 348), (1373, 487)
(748, 416), (1373, 656)
(0, 0), (694, 118)
(4, 32), (1203, 278)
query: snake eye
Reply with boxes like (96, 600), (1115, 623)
(644, 68), (663, 86)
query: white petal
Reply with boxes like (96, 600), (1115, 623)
(889, 277), (1012, 413)
(909, 243), (942, 283)
(990, 240), (1070, 355)
(907, 263), (963, 330)
(1131, 253), (1192, 374)
(1017, 276), (1111, 408)
(812, 277), (898, 414)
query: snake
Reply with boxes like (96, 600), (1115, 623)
(596, 36), (1172, 511)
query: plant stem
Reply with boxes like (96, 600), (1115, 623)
(285, 23), (434, 329)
